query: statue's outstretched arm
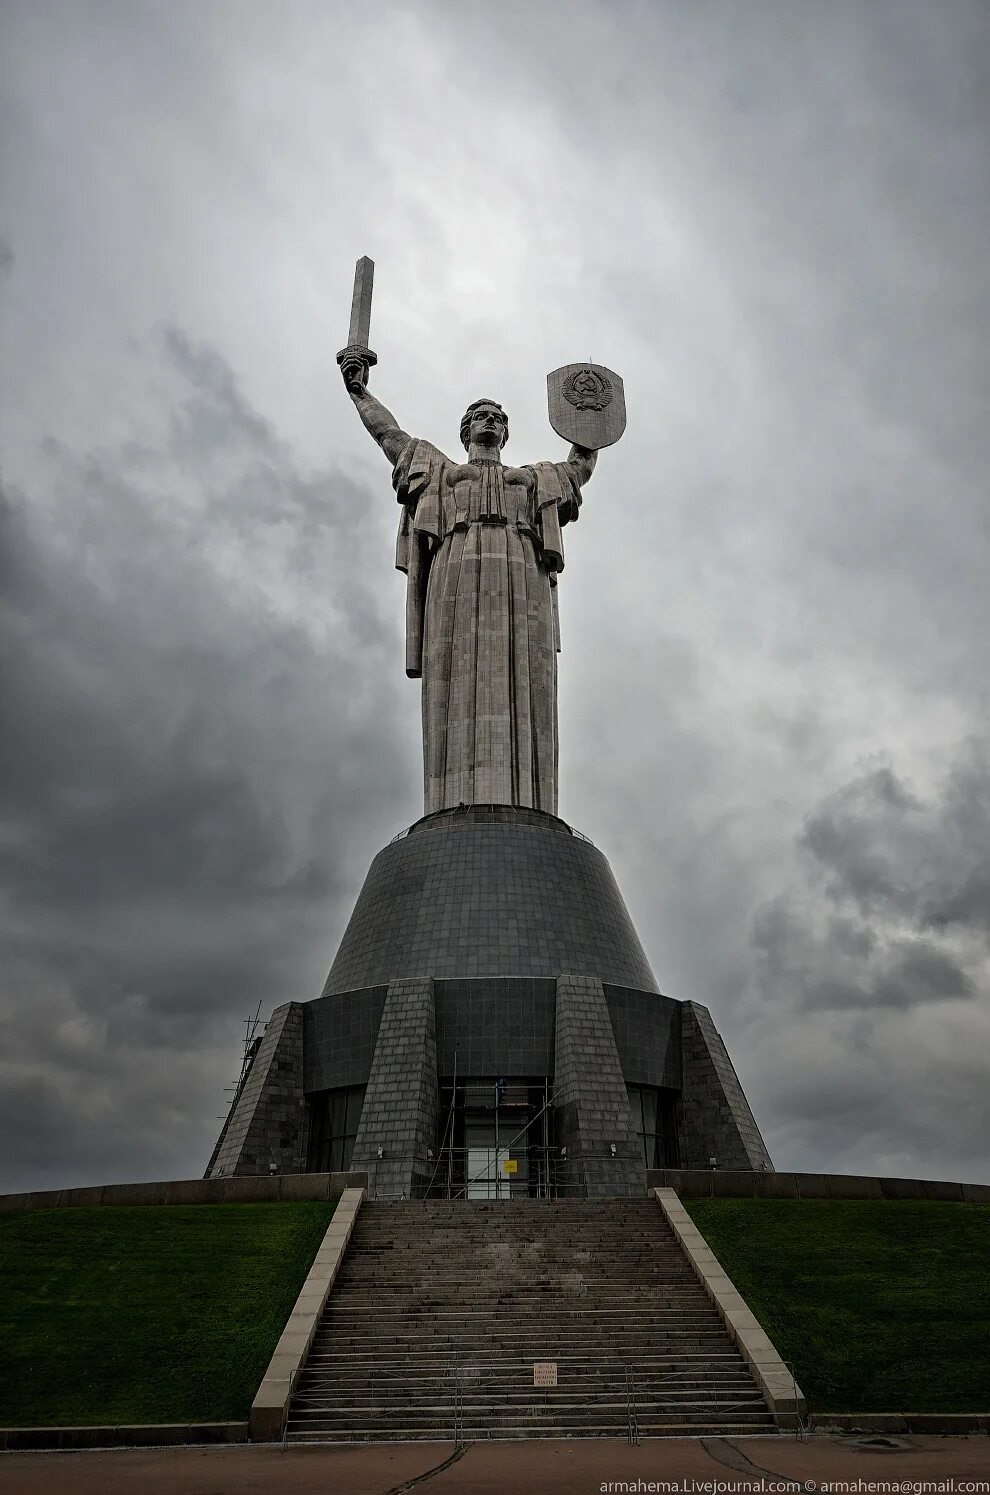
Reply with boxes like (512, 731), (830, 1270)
(340, 353), (411, 467)
(567, 444), (598, 488)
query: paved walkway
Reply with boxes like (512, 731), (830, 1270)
(1, 1436), (987, 1494)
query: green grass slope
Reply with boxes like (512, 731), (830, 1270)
(0, 1201), (335, 1427)
(685, 1198), (990, 1413)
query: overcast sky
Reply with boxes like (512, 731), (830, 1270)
(2, 0), (988, 1193)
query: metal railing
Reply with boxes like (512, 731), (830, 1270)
(624, 1365), (640, 1444)
(423, 1357), (742, 1443)
(360, 1149), (641, 1200)
(450, 1361), (465, 1446)
(783, 1359), (808, 1440)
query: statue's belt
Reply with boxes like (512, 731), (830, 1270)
(442, 517), (541, 536)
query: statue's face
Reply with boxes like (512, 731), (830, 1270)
(469, 404), (506, 449)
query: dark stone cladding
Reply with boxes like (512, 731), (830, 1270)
(605, 985), (682, 1091)
(434, 977), (557, 1076)
(303, 985), (387, 1094)
(320, 807), (660, 994)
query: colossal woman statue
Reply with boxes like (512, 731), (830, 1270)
(341, 351), (598, 815)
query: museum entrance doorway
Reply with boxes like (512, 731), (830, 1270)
(432, 1078), (554, 1199)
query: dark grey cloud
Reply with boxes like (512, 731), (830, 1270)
(0, 329), (416, 1190)
(1, 0), (988, 1188)
(801, 756), (990, 935)
(752, 753), (990, 1014)
(743, 751), (990, 1178)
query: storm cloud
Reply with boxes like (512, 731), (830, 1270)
(1, 0), (988, 1189)
(1, 330), (413, 1187)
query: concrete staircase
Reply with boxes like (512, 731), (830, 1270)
(285, 1199), (777, 1441)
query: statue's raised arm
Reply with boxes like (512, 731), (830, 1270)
(340, 351), (411, 467)
(336, 255), (411, 466)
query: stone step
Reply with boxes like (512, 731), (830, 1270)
(316, 1326), (720, 1340)
(350, 1227), (678, 1235)
(294, 1369), (759, 1393)
(310, 1324), (727, 1342)
(285, 1409), (775, 1436)
(342, 1248), (689, 1259)
(333, 1274), (696, 1285)
(321, 1309), (717, 1321)
(338, 1245), (691, 1256)
(329, 1273), (701, 1285)
(287, 1405), (772, 1428)
(338, 1263), (693, 1271)
(301, 1353), (749, 1373)
(361, 1199), (663, 1205)
(335, 1268), (694, 1277)
(340, 1244), (690, 1251)
(347, 1220), (680, 1232)
(331, 1285), (701, 1296)
(339, 1241), (691, 1252)
(359, 1203), (665, 1211)
(298, 1353), (751, 1369)
(291, 1381), (762, 1405)
(308, 1351), (735, 1363)
(302, 1363), (753, 1381)
(332, 1292), (702, 1301)
(340, 1242), (692, 1252)
(310, 1322), (735, 1354)
(287, 1404), (773, 1426)
(322, 1303), (715, 1314)
(309, 1324), (729, 1341)
(348, 1221), (679, 1230)
(337, 1273), (702, 1285)
(335, 1266), (695, 1278)
(286, 1424), (776, 1443)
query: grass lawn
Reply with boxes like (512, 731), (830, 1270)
(0, 1201), (335, 1427)
(685, 1198), (990, 1413)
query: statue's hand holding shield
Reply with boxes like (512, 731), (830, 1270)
(547, 362), (626, 451)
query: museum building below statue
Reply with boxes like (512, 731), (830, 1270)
(206, 804), (772, 1198)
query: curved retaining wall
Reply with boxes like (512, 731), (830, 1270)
(6, 1168), (988, 1212)
(0, 1171), (367, 1213)
(646, 1168), (990, 1202)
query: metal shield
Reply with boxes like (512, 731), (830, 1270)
(547, 362), (626, 449)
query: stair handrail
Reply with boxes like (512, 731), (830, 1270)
(625, 1364), (640, 1445)
(424, 1052), (459, 1199)
(449, 1359), (464, 1446)
(783, 1359), (808, 1440)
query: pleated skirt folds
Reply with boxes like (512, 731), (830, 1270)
(421, 521), (557, 813)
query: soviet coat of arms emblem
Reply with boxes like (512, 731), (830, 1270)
(563, 367), (613, 411)
(547, 362), (626, 449)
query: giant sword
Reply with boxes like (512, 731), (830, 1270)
(336, 254), (378, 379)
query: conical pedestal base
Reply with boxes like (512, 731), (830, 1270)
(208, 807), (772, 1195)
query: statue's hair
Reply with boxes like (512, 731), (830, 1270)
(460, 398), (509, 451)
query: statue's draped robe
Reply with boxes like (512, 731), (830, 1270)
(393, 441), (584, 814)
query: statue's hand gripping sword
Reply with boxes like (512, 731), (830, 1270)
(336, 255), (377, 391)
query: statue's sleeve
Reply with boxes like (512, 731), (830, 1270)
(393, 438), (451, 548)
(529, 461), (583, 574)
(393, 438), (450, 678)
(557, 459), (585, 525)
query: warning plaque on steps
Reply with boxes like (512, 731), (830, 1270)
(533, 1362), (558, 1387)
